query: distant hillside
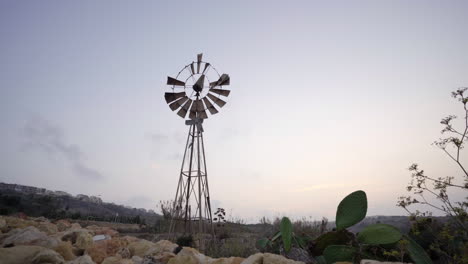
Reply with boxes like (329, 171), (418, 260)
(0, 182), (162, 225)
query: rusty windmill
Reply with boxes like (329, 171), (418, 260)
(164, 54), (230, 237)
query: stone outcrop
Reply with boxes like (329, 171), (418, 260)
(1, 226), (59, 248)
(0, 245), (65, 264)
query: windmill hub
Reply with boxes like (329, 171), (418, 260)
(165, 53), (231, 120)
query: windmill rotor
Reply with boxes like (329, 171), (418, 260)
(165, 53), (231, 120)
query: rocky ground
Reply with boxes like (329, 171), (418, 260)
(0, 215), (306, 264)
(0, 215), (409, 264)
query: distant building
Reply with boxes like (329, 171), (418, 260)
(53, 191), (72, 197)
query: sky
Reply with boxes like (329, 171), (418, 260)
(1, 1), (467, 223)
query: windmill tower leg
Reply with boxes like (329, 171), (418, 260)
(169, 122), (214, 246)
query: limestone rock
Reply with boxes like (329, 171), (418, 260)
(60, 228), (93, 244)
(76, 232), (94, 250)
(0, 218), (7, 231)
(71, 223), (82, 229)
(66, 255), (96, 264)
(101, 256), (122, 264)
(38, 221), (59, 235)
(56, 220), (72, 232)
(144, 240), (178, 256)
(152, 252), (176, 263)
(54, 241), (76, 261)
(128, 240), (156, 257)
(177, 247), (213, 263)
(167, 255), (199, 264)
(210, 257), (245, 264)
(86, 243), (108, 264)
(131, 256), (143, 264)
(1, 226), (59, 248)
(86, 238), (127, 264)
(0, 245), (65, 264)
(240, 253), (305, 264)
(2, 216), (38, 231)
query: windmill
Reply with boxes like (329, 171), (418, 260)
(164, 54), (230, 237)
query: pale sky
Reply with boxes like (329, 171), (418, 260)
(1, 1), (467, 223)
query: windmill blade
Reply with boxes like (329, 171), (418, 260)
(169, 96), (188, 111)
(189, 109), (196, 119)
(177, 99), (193, 118)
(217, 74), (230, 86)
(197, 54), (203, 73)
(210, 88), (230, 97)
(198, 109), (208, 119)
(207, 93), (226, 108)
(190, 63), (195, 75)
(167, 76), (185, 86)
(202, 97), (218, 115)
(210, 74), (230, 88)
(202, 63), (210, 74)
(189, 99), (204, 119)
(165, 92), (186, 104)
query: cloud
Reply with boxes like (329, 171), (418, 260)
(21, 116), (104, 180)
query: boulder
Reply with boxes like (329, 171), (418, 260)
(76, 232), (94, 250)
(128, 240), (156, 257)
(66, 255), (96, 264)
(59, 228), (93, 244)
(210, 257), (245, 264)
(71, 223), (82, 229)
(86, 242), (108, 264)
(0, 245), (65, 264)
(131, 256), (143, 264)
(152, 252), (176, 263)
(241, 253), (263, 264)
(0, 218), (7, 231)
(176, 247), (213, 263)
(85, 238), (127, 264)
(38, 221), (59, 235)
(2, 216), (38, 230)
(1, 226), (59, 248)
(101, 256), (122, 264)
(144, 240), (178, 256)
(56, 220), (72, 231)
(54, 241), (76, 261)
(167, 255), (199, 264)
(240, 253), (305, 264)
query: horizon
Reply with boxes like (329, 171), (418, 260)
(1, 1), (467, 224)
